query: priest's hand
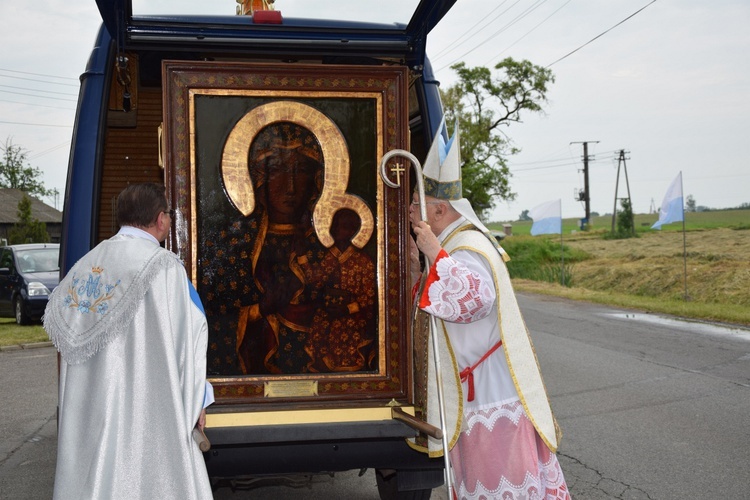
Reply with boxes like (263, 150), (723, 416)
(412, 220), (441, 264)
(197, 409), (206, 431)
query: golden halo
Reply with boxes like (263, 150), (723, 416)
(221, 101), (374, 248)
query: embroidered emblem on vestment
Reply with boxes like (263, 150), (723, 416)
(62, 266), (121, 315)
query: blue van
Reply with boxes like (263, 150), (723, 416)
(63, 1), (456, 496)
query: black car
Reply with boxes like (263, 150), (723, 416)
(0, 243), (60, 325)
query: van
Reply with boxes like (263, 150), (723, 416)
(62, 1), (456, 497)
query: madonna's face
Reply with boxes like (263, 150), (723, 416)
(265, 151), (319, 223)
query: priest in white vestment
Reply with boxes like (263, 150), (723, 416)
(44, 183), (213, 500)
(407, 127), (570, 499)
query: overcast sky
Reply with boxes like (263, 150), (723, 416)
(1, 0), (748, 222)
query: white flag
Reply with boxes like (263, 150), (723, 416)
(652, 172), (684, 229)
(529, 199), (562, 235)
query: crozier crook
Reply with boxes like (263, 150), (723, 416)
(379, 149), (454, 497)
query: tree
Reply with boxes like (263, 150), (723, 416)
(440, 59), (554, 220)
(613, 198), (635, 239)
(0, 138), (53, 199)
(8, 194), (49, 244)
(685, 194), (696, 212)
(518, 209), (531, 221)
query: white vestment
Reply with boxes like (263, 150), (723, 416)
(44, 231), (212, 500)
(411, 219), (569, 499)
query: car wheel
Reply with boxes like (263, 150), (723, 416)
(14, 297), (30, 325)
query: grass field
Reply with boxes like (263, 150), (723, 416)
(490, 208), (750, 235)
(492, 209), (750, 326)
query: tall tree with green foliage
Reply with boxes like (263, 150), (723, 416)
(0, 137), (53, 199)
(440, 59), (554, 220)
(612, 198), (636, 239)
(8, 195), (49, 244)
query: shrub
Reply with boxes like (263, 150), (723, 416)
(501, 236), (590, 287)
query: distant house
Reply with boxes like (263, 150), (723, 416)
(0, 189), (62, 244)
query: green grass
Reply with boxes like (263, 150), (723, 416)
(490, 208), (750, 326)
(489, 208), (750, 235)
(500, 236), (590, 287)
(0, 318), (48, 347)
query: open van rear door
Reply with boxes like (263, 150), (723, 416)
(95, 0), (456, 68)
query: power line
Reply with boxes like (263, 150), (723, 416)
(546, 0), (657, 68)
(510, 154), (588, 166)
(509, 151), (619, 169)
(0, 84), (78, 97)
(431, 0), (515, 60)
(0, 67), (78, 82)
(0, 73), (79, 88)
(29, 141), (71, 159)
(436, 0), (551, 72)
(0, 120), (72, 128)
(486, 0), (573, 66)
(511, 160), (582, 172)
(0, 89), (77, 102)
(0, 98), (75, 111)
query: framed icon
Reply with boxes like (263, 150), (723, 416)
(163, 61), (412, 404)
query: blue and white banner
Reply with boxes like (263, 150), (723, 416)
(651, 172), (684, 229)
(530, 199), (562, 235)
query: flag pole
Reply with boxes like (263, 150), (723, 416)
(558, 199), (564, 286)
(560, 230), (564, 286)
(379, 149), (454, 498)
(681, 175), (688, 301)
(682, 217), (687, 300)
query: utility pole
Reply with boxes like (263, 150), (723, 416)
(611, 149), (634, 235)
(571, 141), (598, 228)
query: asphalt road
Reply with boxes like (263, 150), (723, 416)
(522, 294), (750, 499)
(0, 345), (57, 499)
(2, 293), (749, 499)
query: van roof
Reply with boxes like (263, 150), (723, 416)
(96, 0), (457, 68)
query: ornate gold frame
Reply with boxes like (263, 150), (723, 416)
(162, 61), (412, 405)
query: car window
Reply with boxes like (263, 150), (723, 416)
(16, 248), (59, 273)
(0, 250), (12, 269)
(131, 0), (422, 25)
